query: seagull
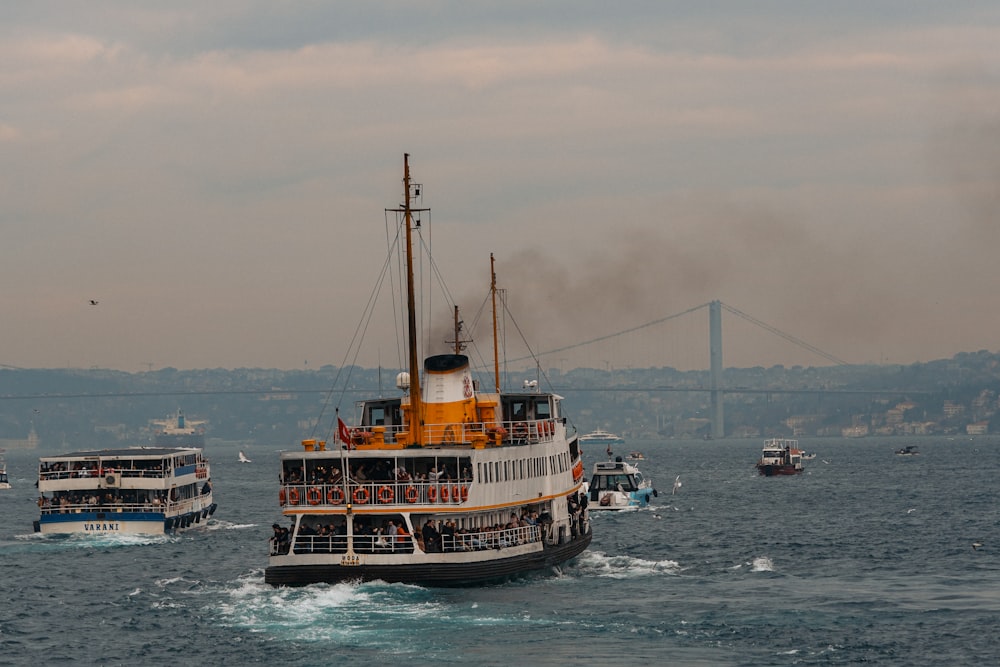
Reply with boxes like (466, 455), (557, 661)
(972, 542), (983, 551)
(652, 513), (662, 520)
(906, 508), (916, 514)
(89, 300), (99, 305)
(672, 475), (682, 495)
(238, 451), (252, 463)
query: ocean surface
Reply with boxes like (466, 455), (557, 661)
(1, 436), (998, 666)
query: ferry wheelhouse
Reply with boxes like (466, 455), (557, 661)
(34, 447), (216, 535)
(264, 155), (591, 587)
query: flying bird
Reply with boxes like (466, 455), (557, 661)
(972, 542), (983, 551)
(89, 300), (99, 305)
(672, 475), (682, 495)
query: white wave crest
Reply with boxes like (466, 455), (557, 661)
(577, 550), (682, 578)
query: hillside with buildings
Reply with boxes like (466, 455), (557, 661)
(2, 349), (1000, 451)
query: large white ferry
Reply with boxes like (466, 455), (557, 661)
(34, 446), (216, 535)
(264, 155), (592, 587)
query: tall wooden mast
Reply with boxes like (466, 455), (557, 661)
(402, 154), (423, 445)
(490, 253), (501, 393)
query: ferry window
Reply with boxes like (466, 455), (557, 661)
(511, 401), (527, 421)
(369, 406), (385, 426)
(534, 399), (551, 419)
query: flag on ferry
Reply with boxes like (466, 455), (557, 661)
(338, 417), (352, 446)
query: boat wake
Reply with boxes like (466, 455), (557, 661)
(14, 531), (172, 549)
(575, 550), (682, 578)
(214, 574), (546, 645)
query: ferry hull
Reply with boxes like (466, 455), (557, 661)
(34, 505), (217, 535)
(757, 464), (802, 476)
(265, 532), (591, 587)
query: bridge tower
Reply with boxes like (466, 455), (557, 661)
(710, 300), (724, 438)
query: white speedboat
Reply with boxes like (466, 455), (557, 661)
(34, 446), (216, 535)
(582, 457), (657, 510)
(264, 155), (591, 587)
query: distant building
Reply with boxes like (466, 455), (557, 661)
(966, 422), (989, 435)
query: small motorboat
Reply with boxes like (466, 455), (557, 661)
(895, 445), (919, 456)
(583, 457), (657, 510)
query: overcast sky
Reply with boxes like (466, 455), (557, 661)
(2, 2), (999, 373)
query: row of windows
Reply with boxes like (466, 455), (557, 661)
(476, 449), (571, 484)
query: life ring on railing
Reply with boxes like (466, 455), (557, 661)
(451, 485), (460, 503)
(405, 486), (419, 503)
(353, 487), (370, 504)
(512, 422), (528, 439)
(442, 424), (457, 444)
(378, 485), (394, 504)
(350, 429), (373, 446)
(306, 487), (322, 505)
(327, 487), (344, 505)
(287, 487), (300, 505)
(459, 485), (469, 502)
(440, 485), (450, 503)
(427, 485), (438, 503)
(279, 488), (287, 506)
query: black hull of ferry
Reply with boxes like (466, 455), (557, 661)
(264, 532), (592, 588)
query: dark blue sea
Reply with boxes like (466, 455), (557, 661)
(2, 437), (998, 666)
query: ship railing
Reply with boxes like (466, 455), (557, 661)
(441, 524), (541, 552)
(38, 500), (168, 515)
(280, 479), (474, 507)
(500, 419), (557, 445)
(38, 467), (169, 482)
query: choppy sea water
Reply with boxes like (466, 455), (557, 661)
(1, 437), (998, 666)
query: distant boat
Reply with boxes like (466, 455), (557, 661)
(895, 445), (920, 456)
(151, 410), (206, 447)
(801, 452), (817, 460)
(238, 451), (252, 463)
(579, 429), (625, 449)
(0, 452), (10, 490)
(756, 438), (805, 476)
(626, 451), (645, 461)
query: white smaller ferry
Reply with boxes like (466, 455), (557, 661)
(34, 446), (216, 535)
(583, 457), (657, 510)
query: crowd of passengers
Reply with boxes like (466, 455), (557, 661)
(280, 460), (472, 486)
(39, 461), (165, 479)
(38, 490), (165, 512)
(270, 508), (545, 555)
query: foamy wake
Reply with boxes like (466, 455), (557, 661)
(577, 550), (682, 578)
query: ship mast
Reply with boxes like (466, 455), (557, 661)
(402, 153), (424, 446)
(490, 253), (501, 393)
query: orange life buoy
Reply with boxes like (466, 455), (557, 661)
(427, 485), (438, 503)
(440, 485), (450, 502)
(459, 485), (469, 502)
(327, 487), (344, 505)
(353, 487), (370, 504)
(513, 422), (528, 438)
(306, 487), (322, 505)
(279, 488), (287, 506)
(451, 485), (460, 503)
(405, 486), (419, 503)
(378, 485), (394, 504)
(287, 487), (300, 505)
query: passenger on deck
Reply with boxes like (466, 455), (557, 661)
(422, 520), (441, 552)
